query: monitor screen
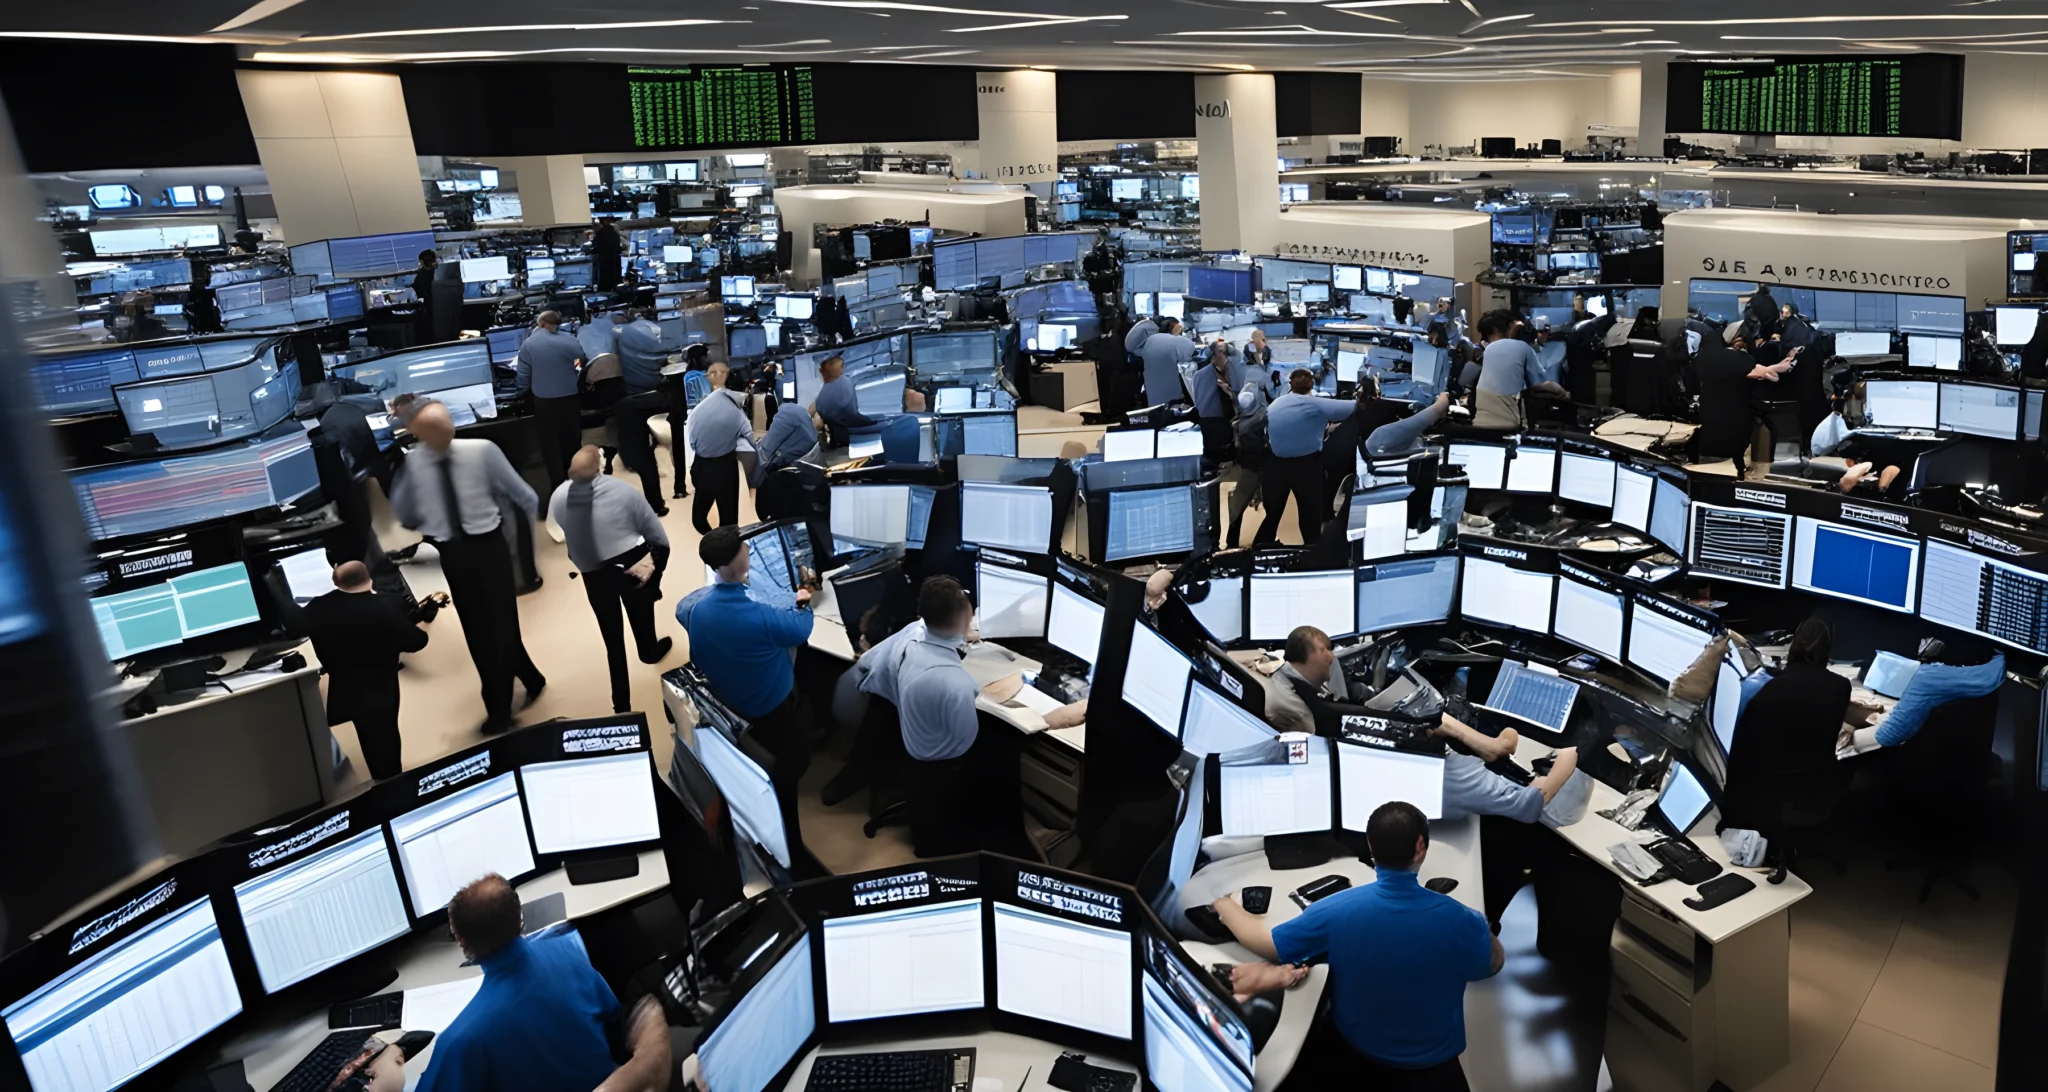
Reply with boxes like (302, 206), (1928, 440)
(234, 826), (411, 993)
(823, 899), (985, 1024)
(1920, 538), (2048, 654)
(721, 275), (756, 298)
(1047, 581), (1107, 666)
(117, 354), (301, 452)
(1864, 380), (1939, 430)
(699, 933), (816, 1092)
(91, 560), (263, 661)
(960, 482), (1053, 555)
(459, 255), (509, 283)
(2, 898), (241, 1092)
(1446, 443), (1508, 490)
(1611, 465), (1654, 532)
(1186, 576), (1243, 646)
(1658, 763), (1714, 836)
(1356, 555), (1458, 634)
(1506, 442), (1556, 494)
(993, 901), (1132, 1039)
(1102, 428), (1154, 462)
(70, 429), (321, 543)
(1156, 425), (1204, 460)
(1142, 970), (1253, 1092)
(1906, 334), (1962, 372)
(1124, 623), (1194, 740)
(1834, 331), (1891, 357)
(1337, 736), (1445, 828)
(775, 295), (816, 320)
(1553, 567), (1625, 662)
(1939, 383), (2022, 440)
(1627, 596), (1716, 685)
(1791, 516), (1920, 613)
(831, 484), (911, 548)
(696, 726), (791, 868)
(1650, 474), (1690, 555)
(976, 563), (1050, 641)
(1994, 306), (2041, 348)
(1331, 265), (1363, 292)
(960, 413), (1018, 457)
(332, 340), (494, 408)
(1711, 655), (1745, 758)
(1459, 557), (1555, 635)
(1107, 485), (1195, 562)
(277, 546), (337, 604)
(525, 257), (557, 282)
(1219, 737), (1334, 837)
(1158, 293), (1186, 320)
(1112, 178), (1145, 201)
(520, 750), (660, 854)
(1558, 451), (1615, 508)
(1248, 571), (1356, 643)
(1181, 678), (1278, 758)
(388, 772), (536, 917)
(1686, 503), (1792, 589)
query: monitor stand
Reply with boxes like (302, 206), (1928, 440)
(1264, 833), (1343, 871)
(565, 855), (641, 885)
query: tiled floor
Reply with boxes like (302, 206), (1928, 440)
(336, 409), (2013, 1092)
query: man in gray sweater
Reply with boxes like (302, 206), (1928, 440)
(549, 445), (674, 713)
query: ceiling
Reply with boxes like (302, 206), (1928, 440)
(10, 1), (2048, 78)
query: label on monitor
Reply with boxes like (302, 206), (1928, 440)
(245, 811), (352, 871)
(1338, 714), (1445, 757)
(1016, 870), (1123, 925)
(561, 723), (643, 754)
(417, 752), (491, 797)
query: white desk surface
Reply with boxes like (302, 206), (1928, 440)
(223, 850), (669, 1088)
(780, 1030), (1137, 1092)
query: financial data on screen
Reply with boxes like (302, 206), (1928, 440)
(994, 903), (1133, 1039)
(388, 773), (536, 917)
(234, 828), (411, 993)
(824, 900), (985, 1023)
(520, 751), (661, 854)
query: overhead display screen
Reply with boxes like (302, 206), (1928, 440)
(1665, 55), (1964, 140)
(629, 66), (818, 149)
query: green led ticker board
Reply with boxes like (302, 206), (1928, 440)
(629, 66), (818, 151)
(1667, 55), (1963, 141)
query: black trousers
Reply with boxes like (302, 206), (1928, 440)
(1198, 414), (1234, 464)
(613, 390), (669, 509)
(690, 451), (741, 534)
(748, 687), (815, 861)
(1480, 815), (1621, 972)
(437, 528), (544, 728)
(337, 677), (404, 781)
(906, 720), (1032, 859)
(1286, 1022), (1470, 1091)
(582, 562), (663, 714)
(533, 394), (582, 497)
(1254, 452), (1327, 545)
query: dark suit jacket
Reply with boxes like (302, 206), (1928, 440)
(303, 590), (429, 725)
(1721, 664), (1850, 833)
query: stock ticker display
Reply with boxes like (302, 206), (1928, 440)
(1666, 55), (1964, 141)
(629, 66), (818, 150)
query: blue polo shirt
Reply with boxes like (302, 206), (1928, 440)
(1271, 869), (1493, 1068)
(685, 581), (813, 717)
(413, 932), (619, 1092)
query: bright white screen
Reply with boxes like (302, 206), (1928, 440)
(696, 728), (791, 868)
(1338, 743), (1445, 828)
(1124, 623), (1194, 738)
(1507, 445), (1556, 493)
(699, 934), (815, 1092)
(1834, 331), (1891, 357)
(1447, 443), (1507, 490)
(824, 900), (986, 1023)
(1659, 765), (1713, 835)
(520, 751), (661, 854)
(1143, 974), (1253, 1092)
(234, 828), (411, 993)
(1865, 380), (1939, 430)
(1996, 307), (2040, 347)
(994, 903), (1133, 1039)
(1627, 601), (1713, 685)
(1103, 429), (1154, 462)
(1182, 680), (1277, 758)
(1459, 558), (1555, 634)
(1187, 577), (1243, 644)
(976, 563), (1049, 640)
(459, 255), (509, 283)
(961, 482), (1054, 554)
(1611, 465), (1653, 532)
(1711, 656), (1745, 757)
(389, 772), (536, 917)
(831, 484), (910, 547)
(1248, 571), (1356, 642)
(1553, 575), (1625, 662)
(1219, 738), (1333, 837)
(1047, 582), (1107, 665)
(1559, 452), (1616, 508)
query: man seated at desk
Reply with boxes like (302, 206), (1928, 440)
(1722, 620), (1865, 844)
(413, 875), (667, 1092)
(1259, 625), (1354, 736)
(811, 354), (874, 448)
(1214, 801), (1503, 1091)
(1430, 714), (1585, 933)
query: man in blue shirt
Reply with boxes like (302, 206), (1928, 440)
(813, 354), (876, 448)
(1214, 801), (1501, 1089)
(1190, 338), (1246, 465)
(514, 310), (587, 495)
(685, 527), (815, 855)
(613, 308), (673, 512)
(1138, 317), (1201, 407)
(1255, 369), (1358, 545)
(1471, 310), (1566, 430)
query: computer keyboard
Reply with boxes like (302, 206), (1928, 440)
(274, 1030), (379, 1092)
(330, 990), (403, 1030)
(804, 1048), (975, 1092)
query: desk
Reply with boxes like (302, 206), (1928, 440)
(781, 1030), (1136, 1092)
(221, 849), (669, 1089)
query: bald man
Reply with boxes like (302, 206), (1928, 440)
(686, 362), (753, 534)
(391, 403), (546, 735)
(550, 446), (673, 714)
(302, 561), (430, 779)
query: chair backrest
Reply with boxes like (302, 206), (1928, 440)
(1898, 689), (2000, 796)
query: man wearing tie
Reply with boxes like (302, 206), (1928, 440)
(550, 446), (674, 714)
(391, 403), (547, 735)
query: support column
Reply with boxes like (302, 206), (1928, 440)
(1636, 61), (1670, 155)
(1195, 74), (1279, 254)
(236, 69), (428, 243)
(974, 69), (1057, 183)
(498, 155), (591, 227)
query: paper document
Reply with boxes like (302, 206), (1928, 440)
(403, 975), (485, 1033)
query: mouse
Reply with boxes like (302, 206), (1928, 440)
(1184, 905), (1229, 942)
(1425, 877), (1459, 895)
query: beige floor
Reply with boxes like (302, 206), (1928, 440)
(329, 415), (2012, 1092)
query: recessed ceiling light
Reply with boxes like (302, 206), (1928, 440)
(300, 18), (742, 42)
(949, 16), (1127, 32)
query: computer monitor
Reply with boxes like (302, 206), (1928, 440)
(1141, 969), (1253, 1092)
(1905, 333), (1963, 372)
(1334, 348), (1368, 383)
(1331, 265), (1363, 293)
(1112, 178), (1145, 201)
(1611, 464), (1654, 532)
(1791, 516), (1921, 614)
(1248, 570), (1356, 643)
(70, 428), (321, 543)
(2, 893), (242, 1092)
(823, 898), (985, 1024)
(233, 824), (411, 993)
(960, 481), (1053, 555)
(1920, 538), (2048, 655)
(1558, 451), (1615, 508)
(1158, 293), (1186, 320)
(1710, 654), (1746, 759)
(1106, 485), (1195, 562)
(1181, 677), (1279, 758)
(1218, 737), (1333, 838)
(388, 771), (537, 917)
(993, 897), (1133, 1039)
(1185, 575), (1243, 646)
(831, 484), (911, 548)
(698, 933), (816, 1092)
(721, 275), (756, 298)
(459, 255), (509, 283)
(696, 724), (791, 869)
(1337, 725), (1446, 826)
(959, 412), (1018, 458)
(976, 562), (1049, 641)
(1506, 440), (1557, 494)
(1686, 503), (1791, 590)
(1626, 594), (1717, 686)
(520, 750), (661, 854)
(1048, 580), (1107, 667)
(1133, 292), (1155, 315)
(332, 340), (496, 421)
(276, 546), (337, 604)
(1124, 622), (1194, 740)
(1656, 762), (1714, 836)
(1478, 661), (1580, 738)
(1300, 283), (1331, 305)
(1102, 428), (1155, 462)
(1355, 555), (1458, 634)
(1446, 442), (1508, 490)
(1458, 556), (1555, 635)
(1553, 562), (1626, 662)
(116, 355), (301, 452)
(1994, 306), (2041, 348)
(1864, 380), (1939, 430)
(775, 295), (815, 321)
(90, 560), (264, 661)
(1833, 331), (1891, 357)
(1939, 382), (2023, 440)
(1650, 473), (1690, 555)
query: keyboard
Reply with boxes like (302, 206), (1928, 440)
(274, 1030), (380, 1092)
(330, 990), (403, 1030)
(804, 1048), (975, 1092)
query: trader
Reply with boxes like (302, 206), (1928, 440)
(549, 447), (674, 715)
(1138, 317), (1202, 408)
(1124, 312), (1160, 357)
(613, 307), (673, 513)
(1366, 392), (1452, 457)
(390, 403), (547, 735)
(413, 874), (661, 1092)
(1190, 339), (1246, 464)
(1224, 373), (1271, 549)
(301, 561), (429, 780)
(1471, 310), (1566, 430)
(1254, 368), (1357, 545)
(1242, 328), (1275, 384)
(686, 362), (752, 533)
(755, 400), (820, 485)
(593, 220), (622, 292)
(1693, 334), (1789, 469)
(410, 249), (438, 344)
(1429, 713), (1585, 931)
(686, 527), (815, 855)
(855, 576), (1032, 858)
(515, 310), (588, 496)
(812, 354), (876, 448)
(1260, 625), (1351, 736)
(184, 263), (223, 335)
(1214, 801), (1502, 1089)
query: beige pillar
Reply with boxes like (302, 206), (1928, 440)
(498, 155), (592, 227)
(235, 69), (428, 243)
(974, 69), (1058, 183)
(1195, 74), (1280, 253)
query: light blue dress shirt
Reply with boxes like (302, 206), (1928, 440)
(514, 327), (585, 399)
(1265, 392), (1357, 458)
(616, 318), (669, 394)
(856, 621), (980, 761)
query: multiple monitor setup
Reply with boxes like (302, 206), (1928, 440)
(931, 233), (1091, 292)
(1684, 278), (1967, 338)
(114, 346), (301, 452)
(1862, 377), (2043, 441)
(0, 717), (663, 1092)
(332, 340), (501, 428)
(289, 231), (440, 282)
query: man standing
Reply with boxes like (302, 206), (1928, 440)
(411, 249), (438, 345)
(515, 310), (587, 496)
(685, 528), (815, 856)
(1191, 338), (1246, 464)
(302, 561), (429, 780)
(1138, 316), (1201, 408)
(812, 355), (875, 449)
(1214, 801), (1502, 1090)
(1471, 310), (1566, 431)
(686, 362), (752, 533)
(550, 446), (674, 715)
(391, 403), (546, 735)
(593, 220), (623, 293)
(614, 307), (673, 513)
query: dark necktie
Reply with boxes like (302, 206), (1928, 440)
(438, 449), (466, 539)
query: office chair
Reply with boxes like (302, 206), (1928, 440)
(1883, 690), (2002, 902)
(1756, 397), (1808, 462)
(845, 696), (912, 839)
